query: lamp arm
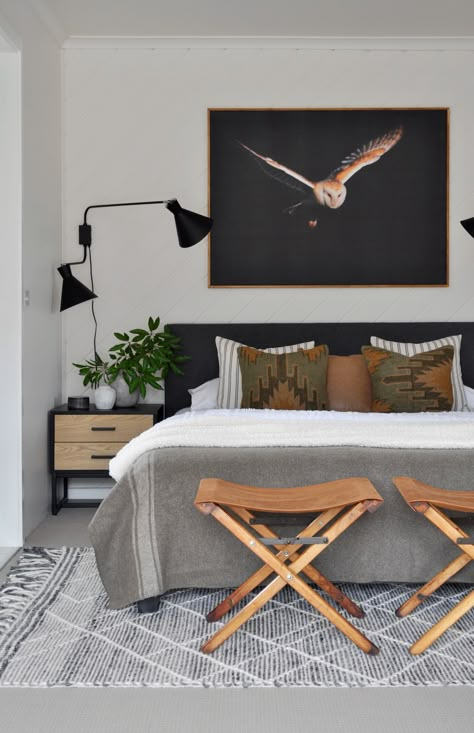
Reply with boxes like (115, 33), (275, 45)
(80, 200), (175, 247)
(64, 244), (89, 267)
(82, 200), (169, 225)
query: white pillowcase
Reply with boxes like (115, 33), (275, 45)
(463, 384), (474, 411)
(216, 336), (315, 409)
(188, 378), (219, 410)
(370, 334), (466, 411)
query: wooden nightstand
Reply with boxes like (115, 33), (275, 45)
(48, 404), (163, 514)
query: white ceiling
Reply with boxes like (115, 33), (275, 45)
(36, 0), (474, 39)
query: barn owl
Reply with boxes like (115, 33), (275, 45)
(239, 126), (403, 228)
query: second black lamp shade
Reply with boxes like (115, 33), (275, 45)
(165, 199), (213, 248)
(460, 217), (474, 239)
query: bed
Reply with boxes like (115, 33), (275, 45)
(89, 322), (474, 609)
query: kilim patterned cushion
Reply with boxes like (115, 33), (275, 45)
(361, 345), (455, 413)
(238, 344), (329, 410)
(216, 336), (315, 409)
(370, 334), (465, 411)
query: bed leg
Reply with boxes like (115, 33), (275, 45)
(137, 595), (161, 614)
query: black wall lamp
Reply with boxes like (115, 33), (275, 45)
(58, 198), (213, 312)
(461, 217), (474, 239)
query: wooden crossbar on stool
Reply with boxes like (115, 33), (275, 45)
(392, 476), (474, 655)
(194, 477), (384, 656)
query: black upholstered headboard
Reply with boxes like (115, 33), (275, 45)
(164, 323), (474, 417)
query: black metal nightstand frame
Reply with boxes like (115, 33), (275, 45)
(48, 403), (163, 514)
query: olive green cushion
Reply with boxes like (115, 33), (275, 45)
(238, 344), (329, 410)
(361, 344), (454, 413)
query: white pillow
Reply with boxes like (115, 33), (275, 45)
(188, 378), (219, 410)
(216, 336), (315, 409)
(370, 334), (466, 411)
(464, 384), (474, 411)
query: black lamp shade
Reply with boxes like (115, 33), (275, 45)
(461, 217), (474, 239)
(166, 199), (213, 248)
(58, 264), (97, 312)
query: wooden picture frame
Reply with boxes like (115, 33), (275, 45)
(208, 108), (449, 288)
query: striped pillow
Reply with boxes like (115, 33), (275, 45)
(370, 334), (466, 411)
(216, 336), (315, 409)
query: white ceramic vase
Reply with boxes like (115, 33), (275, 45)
(94, 385), (116, 410)
(112, 373), (140, 407)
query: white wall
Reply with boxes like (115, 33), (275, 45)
(62, 47), (474, 401)
(0, 1), (62, 537)
(0, 49), (22, 547)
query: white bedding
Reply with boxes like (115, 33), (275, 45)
(109, 409), (474, 482)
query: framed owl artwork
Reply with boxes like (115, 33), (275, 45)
(208, 108), (449, 287)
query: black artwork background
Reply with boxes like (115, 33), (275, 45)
(209, 109), (448, 287)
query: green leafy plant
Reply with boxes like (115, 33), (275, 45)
(74, 317), (189, 399)
(73, 353), (112, 388)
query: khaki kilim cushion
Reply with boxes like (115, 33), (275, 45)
(216, 336), (315, 409)
(370, 334), (466, 411)
(238, 344), (329, 410)
(361, 345), (455, 413)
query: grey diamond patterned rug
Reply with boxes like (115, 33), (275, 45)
(0, 548), (472, 687)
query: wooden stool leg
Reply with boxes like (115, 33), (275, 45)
(282, 566), (379, 655)
(410, 590), (474, 655)
(203, 553), (378, 656)
(303, 565), (365, 619)
(203, 501), (379, 655)
(207, 542), (364, 622)
(396, 553), (472, 618)
(394, 501), (474, 653)
(206, 565), (270, 622)
(242, 508), (365, 617)
(207, 506), (363, 622)
(422, 506), (474, 561)
(206, 508), (338, 622)
(202, 574), (287, 653)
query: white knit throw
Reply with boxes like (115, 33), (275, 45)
(109, 409), (474, 481)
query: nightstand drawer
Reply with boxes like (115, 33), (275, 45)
(55, 414), (153, 443)
(54, 442), (127, 470)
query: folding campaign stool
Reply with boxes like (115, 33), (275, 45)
(393, 476), (474, 655)
(194, 477), (384, 655)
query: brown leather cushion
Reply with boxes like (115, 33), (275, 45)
(327, 355), (372, 412)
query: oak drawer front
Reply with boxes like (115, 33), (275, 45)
(55, 414), (153, 443)
(54, 442), (127, 470)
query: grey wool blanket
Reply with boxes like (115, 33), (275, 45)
(89, 446), (474, 609)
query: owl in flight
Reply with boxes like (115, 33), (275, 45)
(239, 126), (403, 228)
